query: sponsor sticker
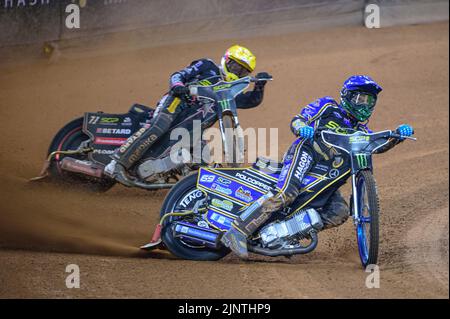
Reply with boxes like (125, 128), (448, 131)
(93, 149), (115, 155)
(100, 117), (120, 125)
(315, 164), (329, 172)
(210, 212), (232, 227)
(349, 135), (370, 144)
(235, 186), (253, 202)
(217, 176), (232, 185)
(301, 175), (316, 187)
(211, 198), (234, 211)
(96, 128), (131, 135)
(122, 117), (133, 126)
(235, 172), (271, 191)
(329, 169), (340, 178)
(179, 190), (203, 209)
(200, 174), (216, 183)
(211, 183), (232, 196)
(284, 154), (294, 162)
(294, 152), (312, 180)
(94, 137), (127, 146)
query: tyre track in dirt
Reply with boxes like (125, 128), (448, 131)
(405, 207), (449, 295)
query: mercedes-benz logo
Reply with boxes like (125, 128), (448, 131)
(329, 169), (340, 178)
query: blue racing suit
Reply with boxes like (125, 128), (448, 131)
(233, 96), (398, 235)
(268, 96), (399, 230)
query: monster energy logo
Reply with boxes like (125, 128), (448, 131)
(198, 80), (212, 86)
(356, 153), (368, 168)
(213, 84), (232, 91)
(218, 99), (231, 110)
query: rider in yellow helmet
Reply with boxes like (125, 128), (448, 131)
(105, 45), (271, 186)
(221, 45), (257, 82)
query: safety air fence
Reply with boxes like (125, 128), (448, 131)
(0, 0), (448, 48)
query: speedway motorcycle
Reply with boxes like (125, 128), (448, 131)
(141, 128), (415, 267)
(32, 76), (270, 191)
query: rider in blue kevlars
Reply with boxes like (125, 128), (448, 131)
(221, 75), (415, 258)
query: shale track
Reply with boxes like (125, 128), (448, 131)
(0, 22), (448, 298)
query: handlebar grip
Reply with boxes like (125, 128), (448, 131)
(390, 132), (402, 139)
(251, 77), (273, 82)
(189, 86), (198, 96)
(389, 132), (417, 141)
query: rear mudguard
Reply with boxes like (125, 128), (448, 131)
(82, 103), (154, 165)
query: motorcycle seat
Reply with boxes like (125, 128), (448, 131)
(252, 156), (283, 176)
(129, 103), (155, 116)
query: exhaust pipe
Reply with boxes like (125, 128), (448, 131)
(60, 157), (104, 178)
(173, 222), (222, 249)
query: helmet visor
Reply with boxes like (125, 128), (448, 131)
(226, 59), (251, 78)
(349, 92), (377, 110)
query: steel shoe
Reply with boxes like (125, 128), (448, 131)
(221, 227), (249, 259)
(104, 160), (135, 187)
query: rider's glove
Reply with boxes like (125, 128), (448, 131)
(170, 84), (190, 99)
(396, 124), (414, 140)
(255, 72), (272, 87)
(298, 126), (315, 140)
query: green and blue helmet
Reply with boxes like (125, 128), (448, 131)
(340, 75), (383, 122)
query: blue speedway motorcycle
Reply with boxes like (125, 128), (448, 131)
(141, 98), (416, 268)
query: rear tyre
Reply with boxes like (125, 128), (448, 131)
(355, 170), (380, 267)
(47, 117), (115, 192)
(160, 173), (229, 260)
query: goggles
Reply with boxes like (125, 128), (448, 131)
(226, 59), (251, 78)
(349, 91), (377, 110)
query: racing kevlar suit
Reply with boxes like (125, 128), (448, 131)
(112, 58), (267, 169)
(224, 96), (401, 250)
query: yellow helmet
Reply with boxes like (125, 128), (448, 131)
(221, 45), (256, 82)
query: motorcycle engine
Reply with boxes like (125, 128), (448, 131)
(137, 138), (211, 180)
(258, 208), (323, 248)
(137, 150), (188, 179)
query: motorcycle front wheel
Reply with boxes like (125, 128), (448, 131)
(355, 170), (380, 267)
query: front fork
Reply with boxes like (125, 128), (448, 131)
(351, 173), (360, 226)
(218, 114), (245, 163)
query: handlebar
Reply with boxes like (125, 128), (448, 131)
(188, 75), (273, 97)
(252, 76), (273, 82)
(314, 126), (416, 141)
(389, 132), (417, 141)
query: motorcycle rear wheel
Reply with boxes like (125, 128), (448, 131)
(47, 117), (115, 192)
(160, 173), (229, 260)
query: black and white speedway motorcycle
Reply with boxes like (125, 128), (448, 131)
(32, 76), (271, 191)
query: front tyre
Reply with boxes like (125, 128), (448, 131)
(355, 170), (380, 267)
(160, 173), (229, 261)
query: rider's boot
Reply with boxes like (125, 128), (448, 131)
(103, 160), (135, 187)
(103, 98), (180, 185)
(221, 192), (278, 259)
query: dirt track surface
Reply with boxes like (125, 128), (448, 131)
(0, 22), (448, 298)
